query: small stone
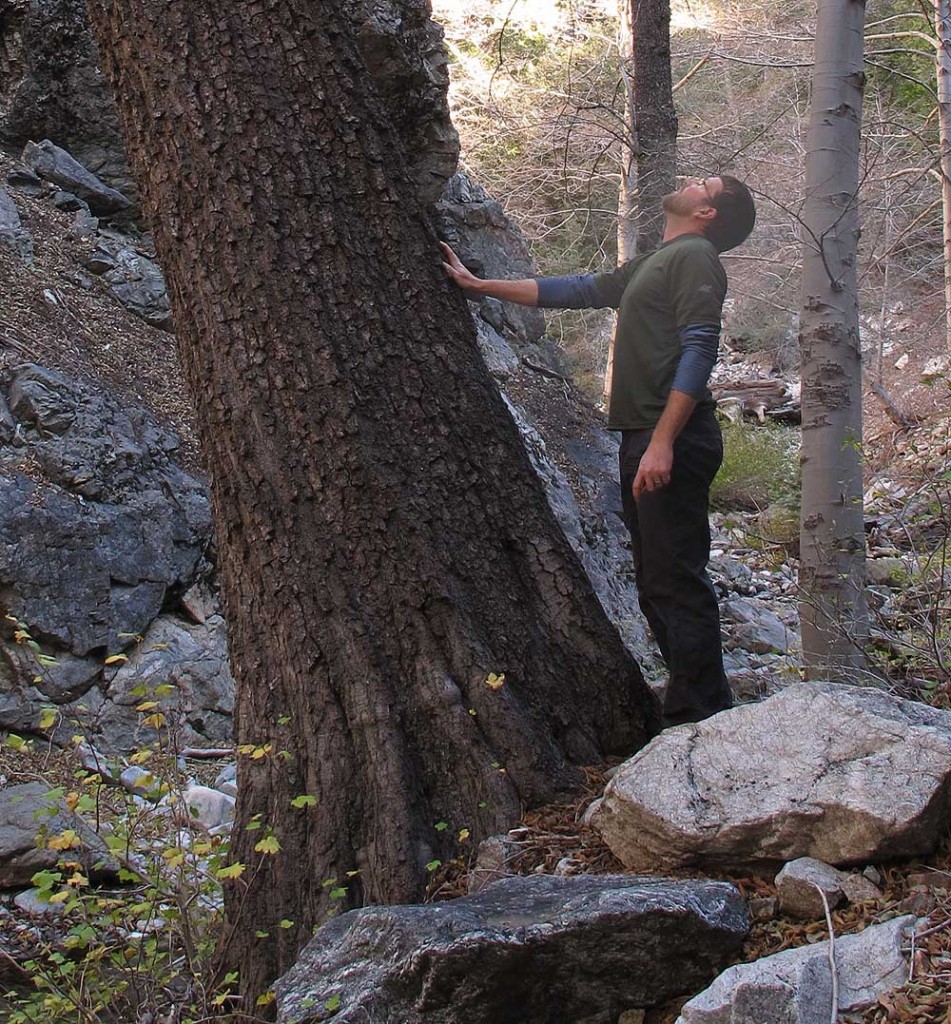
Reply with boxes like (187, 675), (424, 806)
(72, 209), (99, 239)
(906, 869), (951, 889)
(775, 857), (844, 920)
(120, 766), (164, 800)
(840, 872), (882, 904)
(467, 834), (520, 894)
(897, 891), (937, 916)
(14, 887), (65, 917)
(748, 896), (779, 922)
(863, 865), (883, 886)
(52, 190), (87, 212)
(582, 797), (603, 824)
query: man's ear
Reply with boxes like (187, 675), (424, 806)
(696, 204), (717, 224)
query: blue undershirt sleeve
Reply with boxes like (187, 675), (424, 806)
(670, 322), (720, 399)
(535, 275), (614, 309)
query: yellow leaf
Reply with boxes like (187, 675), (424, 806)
(254, 835), (281, 855)
(48, 890), (71, 905)
(256, 991), (276, 1007)
(104, 654), (128, 666)
(458, 828), (470, 842)
(128, 750), (153, 765)
(38, 708), (57, 730)
(135, 701), (159, 712)
(142, 712), (166, 729)
(250, 744), (273, 760)
(65, 792), (80, 812)
(485, 672), (505, 691)
(217, 863), (247, 881)
(48, 830), (81, 851)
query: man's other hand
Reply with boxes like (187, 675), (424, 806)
(632, 439), (673, 499)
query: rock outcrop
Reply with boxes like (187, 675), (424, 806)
(0, 362), (221, 749)
(593, 682), (951, 871)
(275, 874), (749, 1024)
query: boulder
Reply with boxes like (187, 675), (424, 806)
(0, 186), (33, 260)
(21, 139), (131, 216)
(0, 781), (116, 888)
(675, 915), (916, 1024)
(84, 239), (172, 329)
(592, 682), (951, 871)
(275, 875), (749, 1024)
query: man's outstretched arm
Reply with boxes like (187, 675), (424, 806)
(440, 242), (539, 306)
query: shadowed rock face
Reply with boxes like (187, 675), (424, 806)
(275, 874), (749, 1024)
(593, 681), (951, 872)
(0, 0), (458, 205)
(0, 0), (133, 194)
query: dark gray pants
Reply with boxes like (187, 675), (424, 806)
(619, 409), (733, 724)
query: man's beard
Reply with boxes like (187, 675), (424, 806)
(662, 191), (696, 216)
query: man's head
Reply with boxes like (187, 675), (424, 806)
(662, 174), (756, 252)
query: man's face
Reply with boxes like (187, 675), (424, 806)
(662, 176), (724, 218)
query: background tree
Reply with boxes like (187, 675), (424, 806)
(798, 0), (869, 676)
(617, 0), (678, 259)
(86, 0), (657, 1003)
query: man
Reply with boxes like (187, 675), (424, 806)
(441, 175), (756, 727)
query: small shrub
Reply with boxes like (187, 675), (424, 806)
(711, 418), (800, 513)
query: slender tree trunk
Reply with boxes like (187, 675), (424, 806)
(87, 0), (658, 1003)
(798, 0), (869, 678)
(606, 0), (677, 404)
(629, 0), (677, 254)
(937, 0), (951, 355)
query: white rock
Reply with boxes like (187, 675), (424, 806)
(176, 785), (235, 830)
(675, 915), (916, 1024)
(592, 682), (951, 871)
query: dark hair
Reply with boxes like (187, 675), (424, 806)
(705, 175), (756, 253)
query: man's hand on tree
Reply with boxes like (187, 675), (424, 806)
(440, 242), (482, 292)
(633, 439), (673, 499)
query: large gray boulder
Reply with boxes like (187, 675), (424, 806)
(21, 139), (131, 217)
(275, 875), (749, 1024)
(0, 781), (116, 888)
(676, 915), (916, 1024)
(593, 682), (951, 871)
(92, 614), (234, 752)
(0, 363), (214, 742)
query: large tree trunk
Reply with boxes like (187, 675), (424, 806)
(86, 0), (658, 1003)
(798, 0), (868, 677)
